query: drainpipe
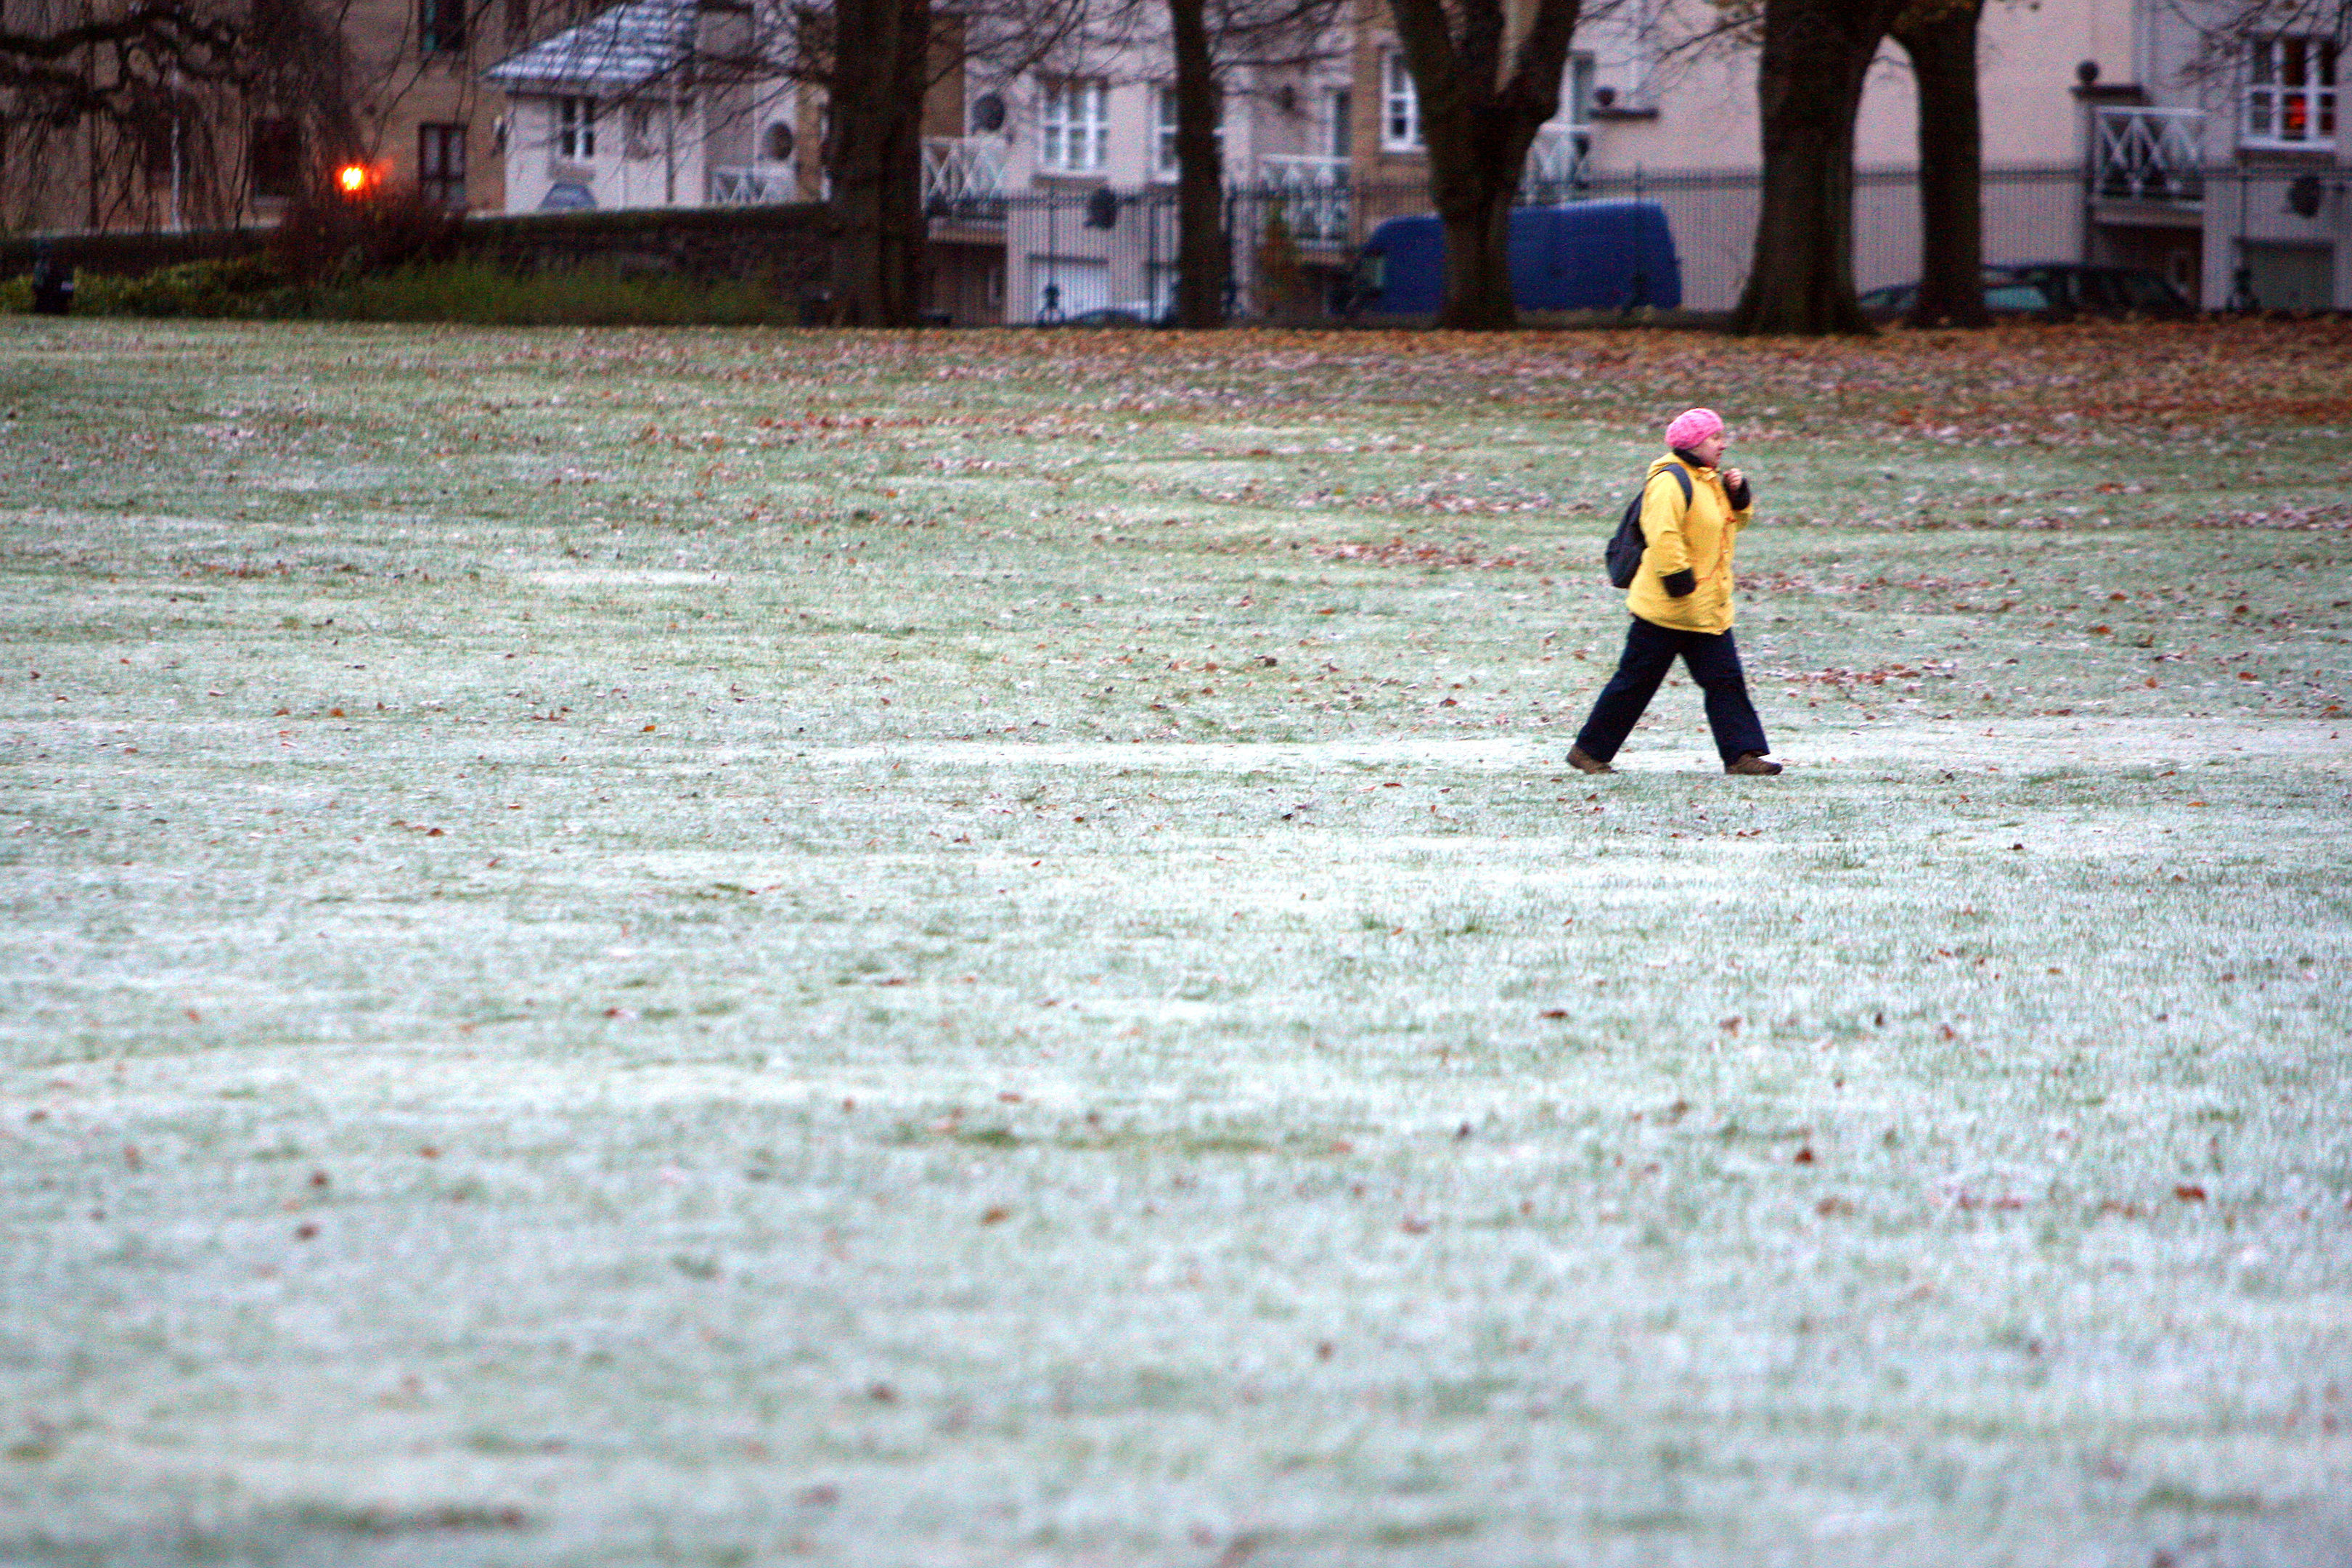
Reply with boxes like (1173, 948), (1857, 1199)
(2077, 60), (2099, 264)
(666, 83), (679, 205)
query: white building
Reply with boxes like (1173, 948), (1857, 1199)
(478, 0), (2346, 316)
(484, 0), (796, 213)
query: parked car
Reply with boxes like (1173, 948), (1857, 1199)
(1037, 301), (1169, 327)
(1859, 263), (2194, 322)
(1353, 200), (1683, 317)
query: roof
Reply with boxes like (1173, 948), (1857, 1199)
(483, 0), (696, 94)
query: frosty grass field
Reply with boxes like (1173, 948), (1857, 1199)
(1, 316), (2348, 1568)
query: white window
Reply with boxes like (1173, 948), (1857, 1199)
(1566, 54), (1596, 125)
(1382, 52), (1421, 150)
(558, 96), (597, 158)
(1153, 86), (1223, 178)
(2244, 36), (2337, 147)
(1040, 78), (1108, 173)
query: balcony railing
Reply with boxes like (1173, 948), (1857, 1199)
(1518, 125), (1591, 203)
(2094, 107), (2205, 205)
(1257, 154), (1350, 244)
(708, 164), (796, 205)
(923, 136), (1009, 221)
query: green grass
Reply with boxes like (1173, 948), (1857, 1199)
(1, 316), (2348, 1567)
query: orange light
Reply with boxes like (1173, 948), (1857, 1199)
(336, 163), (371, 195)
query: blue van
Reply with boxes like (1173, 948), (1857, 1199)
(1354, 200), (1682, 316)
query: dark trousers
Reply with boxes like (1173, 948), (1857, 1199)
(1575, 616), (1768, 765)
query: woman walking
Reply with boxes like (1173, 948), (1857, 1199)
(1568, 407), (1781, 776)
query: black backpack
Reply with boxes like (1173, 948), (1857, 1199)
(1604, 465), (1693, 589)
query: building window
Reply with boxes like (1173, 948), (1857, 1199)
(1382, 52), (1421, 150)
(420, 0), (465, 54)
(420, 122), (467, 208)
(1566, 54), (1596, 124)
(1040, 77), (1107, 173)
(250, 116), (301, 200)
(1153, 86), (1222, 178)
(2244, 36), (2337, 147)
(1328, 87), (1351, 160)
(558, 96), (597, 158)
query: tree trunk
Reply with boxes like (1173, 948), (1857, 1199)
(826, 0), (931, 326)
(1731, 0), (1908, 335)
(1387, 0), (1581, 331)
(1169, 0), (1225, 328)
(1893, 0), (1988, 327)
(1437, 192), (1514, 329)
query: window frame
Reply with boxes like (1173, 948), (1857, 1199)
(419, 121), (467, 208)
(1566, 53), (1596, 126)
(2242, 35), (2337, 149)
(558, 96), (598, 159)
(1381, 52), (1421, 152)
(1152, 85), (1222, 179)
(419, 0), (466, 55)
(1039, 77), (1108, 173)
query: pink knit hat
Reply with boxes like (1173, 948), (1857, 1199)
(1666, 407), (1725, 450)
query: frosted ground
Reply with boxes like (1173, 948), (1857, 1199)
(1, 317), (2347, 1567)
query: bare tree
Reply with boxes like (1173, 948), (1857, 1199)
(1384, 0), (1583, 329)
(0, 0), (243, 122)
(1892, 0), (1986, 327)
(817, 0), (933, 322)
(1726, 0), (1910, 334)
(1156, 0), (1343, 327)
(2168, 0), (2348, 83)
(0, 0), (378, 231)
(740, 0), (1087, 324)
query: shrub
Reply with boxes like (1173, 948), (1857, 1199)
(4, 250), (799, 327)
(269, 189), (465, 286)
(328, 261), (800, 327)
(83, 255), (296, 318)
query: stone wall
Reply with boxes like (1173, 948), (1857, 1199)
(1, 203), (833, 302)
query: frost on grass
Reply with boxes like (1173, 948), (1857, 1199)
(0, 319), (2348, 1567)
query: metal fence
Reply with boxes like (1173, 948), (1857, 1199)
(944, 160), (2347, 323)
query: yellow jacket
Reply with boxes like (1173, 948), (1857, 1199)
(1625, 453), (1751, 634)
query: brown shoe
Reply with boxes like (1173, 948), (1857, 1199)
(1567, 744), (1614, 775)
(1726, 753), (1783, 776)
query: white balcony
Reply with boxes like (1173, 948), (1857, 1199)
(923, 136), (1008, 221)
(708, 164), (797, 205)
(1257, 154), (1350, 244)
(1518, 125), (1590, 202)
(2095, 107), (2205, 205)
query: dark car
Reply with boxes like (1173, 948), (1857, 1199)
(1860, 263), (2195, 322)
(1037, 302), (1170, 327)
